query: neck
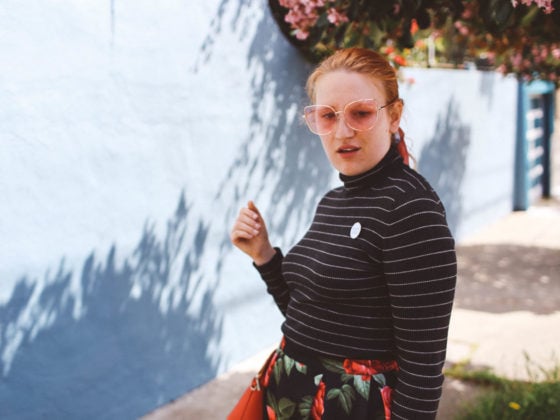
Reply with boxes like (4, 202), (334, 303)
(339, 146), (401, 189)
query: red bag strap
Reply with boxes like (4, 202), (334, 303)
(256, 337), (285, 389)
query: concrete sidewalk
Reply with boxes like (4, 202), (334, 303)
(450, 197), (560, 376)
(437, 197), (560, 418)
(142, 196), (560, 420)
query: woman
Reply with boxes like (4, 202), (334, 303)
(231, 48), (456, 420)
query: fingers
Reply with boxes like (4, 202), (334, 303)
(230, 228), (255, 243)
(240, 205), (261, 230)
(247, 200), (258, 214)
(231, 201), (275, 264)
(230, 202), (263, 244)
(233, 217), (260, 238)
(247, 200), (261, 222)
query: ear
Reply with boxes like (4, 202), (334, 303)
(388, 99), (403, 133)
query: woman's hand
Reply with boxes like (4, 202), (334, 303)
(230, 201), (276, 266)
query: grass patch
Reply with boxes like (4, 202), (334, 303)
(446, 356), (560, 419)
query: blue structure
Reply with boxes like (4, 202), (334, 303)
(514, 80), (556, 210)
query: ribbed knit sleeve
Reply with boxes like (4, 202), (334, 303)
(383, 193), (457, 419)
(254, 248), (290, 316)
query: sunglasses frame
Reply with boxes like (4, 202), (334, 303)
(303, 97), (399, 135)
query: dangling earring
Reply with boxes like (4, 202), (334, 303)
(391, 131), (401, 145)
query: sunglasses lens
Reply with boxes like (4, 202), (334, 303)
(303, 100), (380, 135)
(344, 100), (378, 131)
(304, 105), (336, 135)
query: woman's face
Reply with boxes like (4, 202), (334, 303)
(313, 70), (402, 176)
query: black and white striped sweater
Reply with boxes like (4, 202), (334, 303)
(255, 146), (457, 419)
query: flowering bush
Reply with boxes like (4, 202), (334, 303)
(269, 0), (560, 84)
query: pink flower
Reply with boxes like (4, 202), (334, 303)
(295, 29), (310, 40)
(462, 3), (475, 19)
(512, 0), (554, 13)
(280, 0), (325, 37)
(284, 9), (300, 25)
(326, 7), (349, 25)
(279, 0), (299, 7)
(454, 21), (469, 36)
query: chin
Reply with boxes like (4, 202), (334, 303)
(338, 167), (362, 177)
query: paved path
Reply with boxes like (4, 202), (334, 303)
(451, 200), (560, 374)
(437, 198), (560, 419)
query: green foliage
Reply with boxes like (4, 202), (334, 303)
(446, 361), (507, 387)
(455, 380), (560, 420)
(326, 384), (357, 415)
(353, 375), (371, 400)
(298, 395), (313, 419)
(283, 354), (295, 376)
(270, 0), (560, 85)
(447, 357), (560, 420)
(266, 391), (298, 419)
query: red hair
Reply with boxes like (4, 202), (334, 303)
(306, 48), (409, 165)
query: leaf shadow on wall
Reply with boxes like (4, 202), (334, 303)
(417, 97), (471, 237)
(197, 0), (336, 277)
(0, 192), (222, 419)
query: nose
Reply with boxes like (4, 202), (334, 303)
(334, 112), (354, 137)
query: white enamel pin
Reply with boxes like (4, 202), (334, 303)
(350, 222), (361, 239)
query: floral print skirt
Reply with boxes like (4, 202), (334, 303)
(262, 342), (398, 420)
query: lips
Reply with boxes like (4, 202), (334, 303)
(337, 145), (361, 154)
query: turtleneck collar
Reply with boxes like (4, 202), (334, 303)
(339, 146), (402, 190)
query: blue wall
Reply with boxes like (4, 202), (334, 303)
(0, 1), (518, 419)
(399, 67), (518, 240)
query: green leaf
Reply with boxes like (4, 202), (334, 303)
(315, 12), (330, 29)
(321, 357), (344, 374)
(298, 395), (313, 420)
(333, 24), (344, 46)
(366, 21), (385, 49)
(486, 0), (514, 30)
(353, 375), (371, 400)
(520, 6), (540, 27)
(283, 355), (294, 376)
(273, 358), (283, 386)
(326, 385), (357, 415)
(314, 374), (323, 387)
(267, 390), (279, 414)
(295, 361), (308, 375)
(339, 384), (357, 415)
(327, 388), (341, 400)
(372, 373), (387, 388)
(341, 373), (354, 383)
(348, 0), (362, 20)
(278, 397), (297, 418)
